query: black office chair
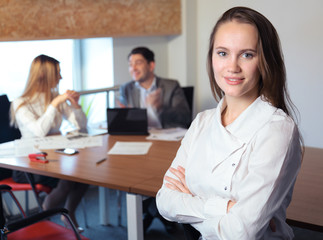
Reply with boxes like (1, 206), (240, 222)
(0, 95), (21, 180)
(0, 95), (21, 143)
(181, 86), (194, 124)
(182, 224), (201, 240)
(0, 184), (89, 240)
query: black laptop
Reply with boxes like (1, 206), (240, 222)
(107, 108), (149, 135)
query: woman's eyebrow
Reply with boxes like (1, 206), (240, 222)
(214, 46), (257, 53)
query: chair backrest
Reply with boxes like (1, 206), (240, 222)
(0, 186), (5, 229)
(181, 86), (194, 122)
(0, 95), (21, 179)
(0, 95), (21, 144)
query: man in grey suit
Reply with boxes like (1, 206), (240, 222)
(119, 46), (191, 129)
(119, 47), (190, 233)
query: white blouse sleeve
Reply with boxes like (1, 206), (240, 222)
(156, 113), (224, 223)
(61, 102), (87, 131)
(14, 101), (58, 138)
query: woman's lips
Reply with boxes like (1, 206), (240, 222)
(225, 77), (244, 85)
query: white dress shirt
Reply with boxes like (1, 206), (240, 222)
(135, 78), (162, 129)
(13, 94), (87, 138)
(156, 96), (302, 240)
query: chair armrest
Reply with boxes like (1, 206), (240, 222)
(0, 185), (11, 191)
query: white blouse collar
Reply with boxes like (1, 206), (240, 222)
(217, 96), (278, 144)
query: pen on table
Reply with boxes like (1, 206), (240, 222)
(96, 157), (107, 164)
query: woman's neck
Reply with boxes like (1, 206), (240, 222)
(221, 95), (258, 127)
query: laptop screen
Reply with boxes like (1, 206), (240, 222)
(107, 108), (149, 135)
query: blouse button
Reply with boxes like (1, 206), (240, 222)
(232, 163), (236, 167)
(224, 186), (227, 191)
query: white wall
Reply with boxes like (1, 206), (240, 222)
(113, 36), (170, 86)
(113, 0), (323, 148)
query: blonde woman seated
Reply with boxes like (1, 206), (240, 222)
(10, 54), (88, 232)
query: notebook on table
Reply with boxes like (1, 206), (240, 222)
(107, 108), (149, 135)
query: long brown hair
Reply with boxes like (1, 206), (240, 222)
(207, 7), (295, 117)
(207, 7), (304, 154)
(11, 55), (61, 123)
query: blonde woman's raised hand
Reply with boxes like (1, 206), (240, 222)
(66, 90), (81, 109)
(164, 166), (193, 195)
(51, 90), (81, 109)
(51, 92), (69, 108)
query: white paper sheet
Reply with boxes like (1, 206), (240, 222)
(0, 135), (104, 157)
(33, 135), (103, 149)
(14, 139), (40, 157)
(0, 141), (16, 157)
(0, 140), (40, 157)
(146, 127), (187, 141)
(108, 141), (152, 155)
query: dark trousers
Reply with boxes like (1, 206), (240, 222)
(183, 224), (201, 240)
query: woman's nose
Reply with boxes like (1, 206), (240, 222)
(227, 57), (241, 73)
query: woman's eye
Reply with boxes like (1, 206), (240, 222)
(242, 53), (253, 58)
(218, 51), (226, 57)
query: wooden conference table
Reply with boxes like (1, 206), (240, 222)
(0, 134), (180, 240)
(286, 146), (323, 232)
(0, 135), (322, 238)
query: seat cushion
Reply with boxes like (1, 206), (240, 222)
(0, 177), (52, 194)
(8, 221), (89, 240)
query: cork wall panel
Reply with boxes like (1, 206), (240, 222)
(0, 0), (181, 41)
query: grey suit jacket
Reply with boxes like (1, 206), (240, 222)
(119, 77), (191, 128)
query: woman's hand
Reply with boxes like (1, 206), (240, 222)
(227, 200), (236, 212)
(226, 200), (276, 232)
(66, 90), (81, 108)
(164, 166), (192, 195)
(51, 92), (68, 108)
(51, 90), (81, 109)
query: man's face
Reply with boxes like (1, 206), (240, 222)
(128, 54), (155, 83)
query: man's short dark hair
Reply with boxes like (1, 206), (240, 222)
(128, 47), (155, 63)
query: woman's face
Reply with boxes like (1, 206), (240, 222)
(54, 65), (62, 87)
(212, 20), (260, 101)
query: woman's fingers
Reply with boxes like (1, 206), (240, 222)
(51, 93), (68, 107)
(165, 175), (187, 192)
(165, 176), (183, 190)
(169, 167), (185, 184)
(177, 166), (186, 173)
(177, 166), (190, 190)
(65, 90), (81, 108)
(165, 181), (181, 191)
(66, 90), (79, 100)
(227, 200), (236, 212)
(165, 167), (192, 194)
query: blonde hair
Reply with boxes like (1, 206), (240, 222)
(11, 54), (61, 124)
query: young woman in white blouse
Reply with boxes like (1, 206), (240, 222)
(11, 54), (88, 232)
(156, 7), (303, 240)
